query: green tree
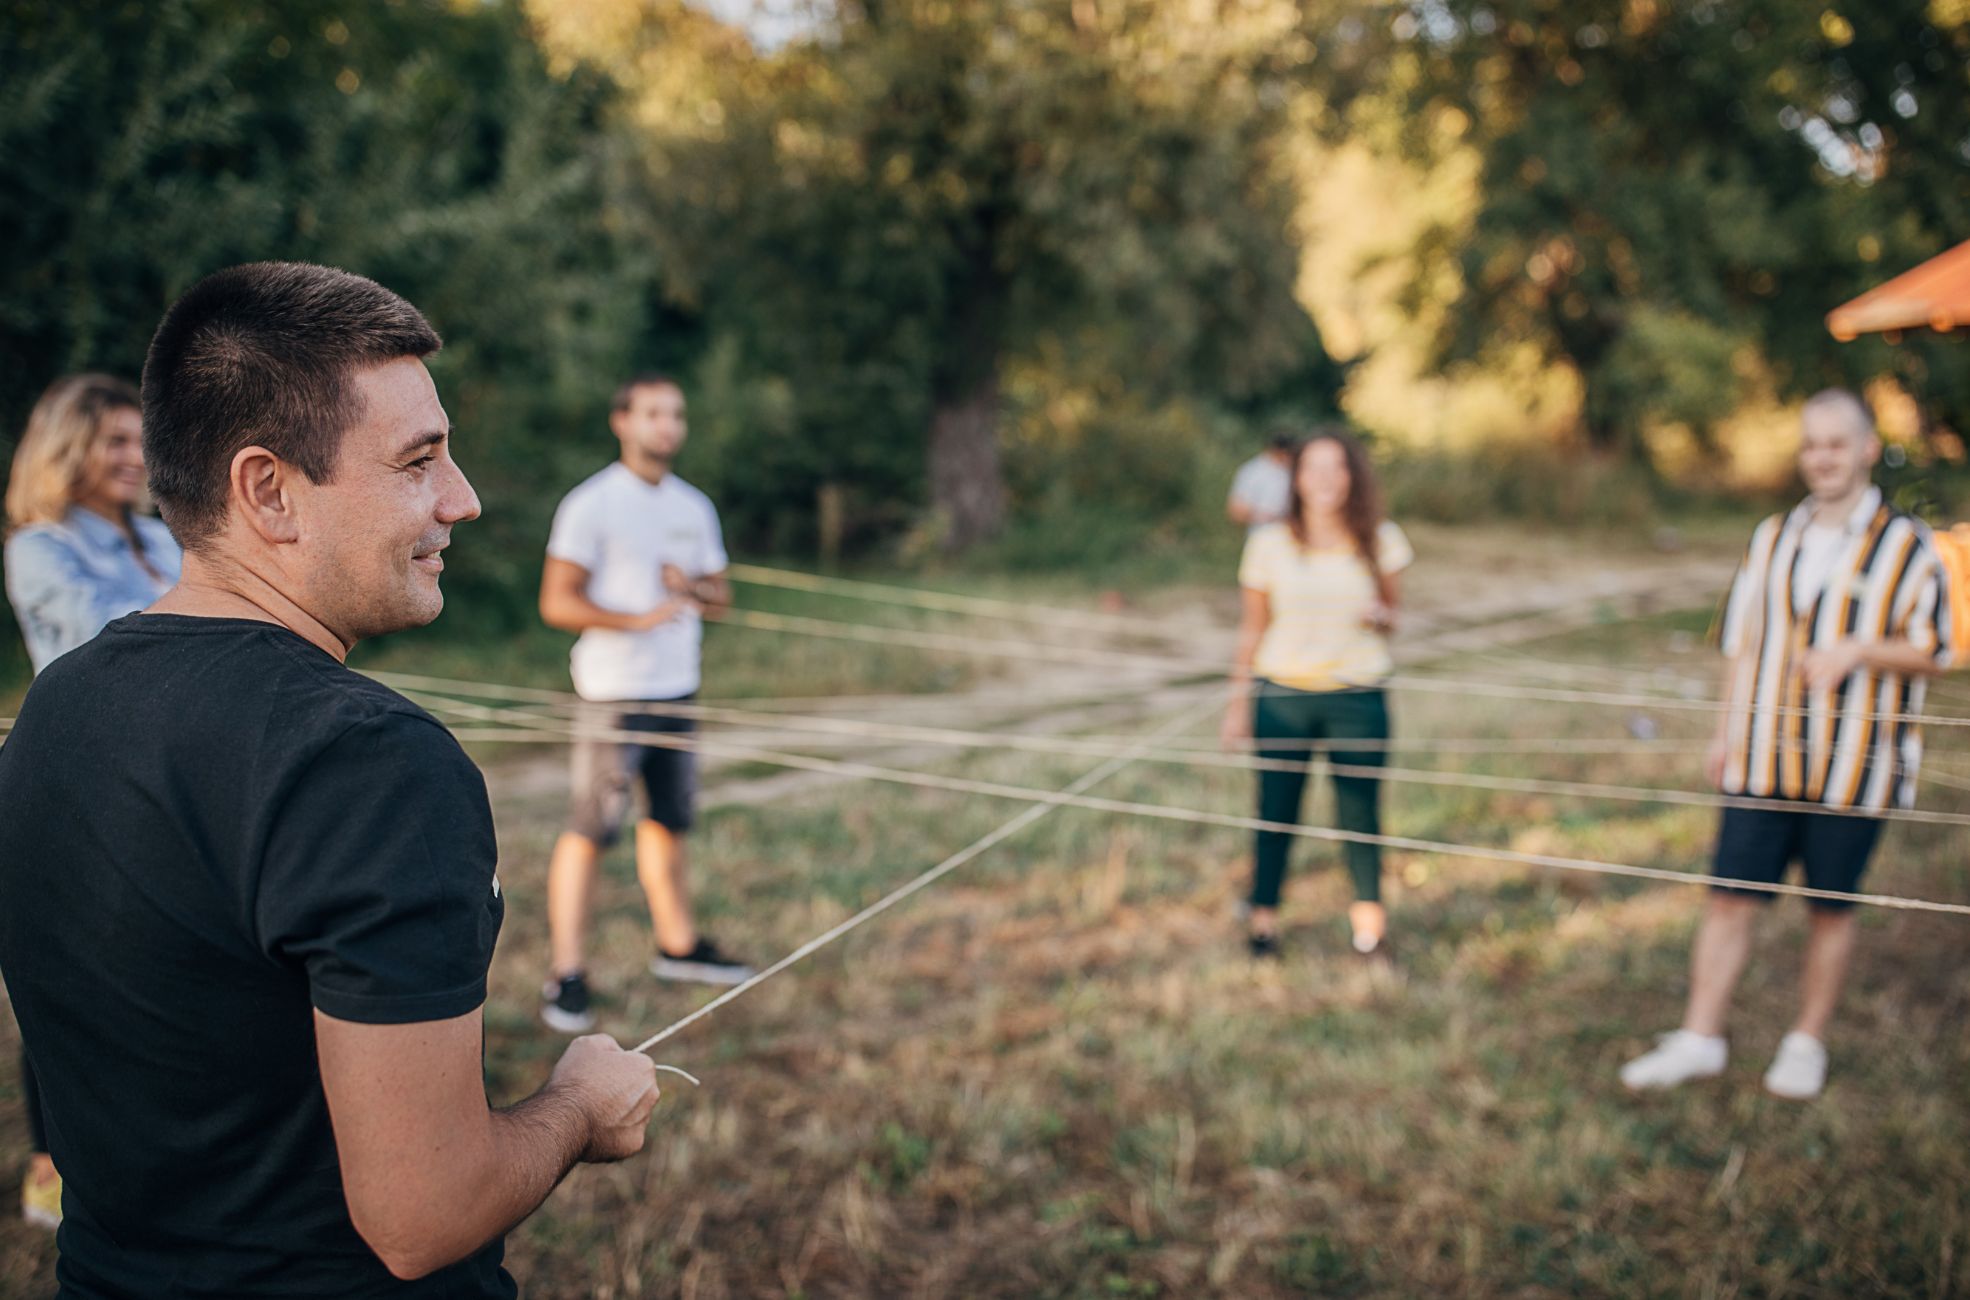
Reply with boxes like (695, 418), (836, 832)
(541, 0), (1340, 550)
(1385, 0), (1970, 458)
(0, 0), (652, 626)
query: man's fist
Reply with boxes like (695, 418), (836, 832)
(549, 1034), (661, 1163)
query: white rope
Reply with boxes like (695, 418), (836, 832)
(416, 694), (1970, 830)
(1921, 767), (1970, 794)
(717, 607), (1190, 674)
(444, 721), (1723, 757)
(627, 696), (1223, 1054)
(708, 604), (1970, 728)
(728, 561), (1186, 637)
(1469, 646), (1714, 695)
(729, 562), (1679, 682)
(371, 669), (1970, 807)
(371, 669), (1732, 756)
(421, 698), (1970, 918)
(725, 561), (1745, 702)
(689, 682), (1157, 713)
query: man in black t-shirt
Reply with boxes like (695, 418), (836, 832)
(0, 263), (661, 1297)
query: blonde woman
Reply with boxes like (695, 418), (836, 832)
(1223, 428), (1412, 960)
(3, 374), (181, 1227)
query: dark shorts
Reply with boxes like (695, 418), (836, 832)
(1711, 797), (1884, 911)
(566, 699), (697, 845)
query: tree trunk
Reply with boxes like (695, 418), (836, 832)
(927, 372), (1006, 551)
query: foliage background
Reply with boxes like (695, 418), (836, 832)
(3, 0), (1968, 678)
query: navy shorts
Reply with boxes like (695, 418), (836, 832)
(566, 700), (697, 845)
(1711, 797), (1884, 911)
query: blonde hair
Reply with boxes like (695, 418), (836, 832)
(5, 374), (142, 531)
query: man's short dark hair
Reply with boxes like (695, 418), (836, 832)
(1266, 428), (1299, 454)
(141, 262), (441, 546)
(611, 373), (683, 413)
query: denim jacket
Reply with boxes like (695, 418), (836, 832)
(4, 507), (182, 674)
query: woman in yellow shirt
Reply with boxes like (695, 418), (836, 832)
(1222, 428), (1413, 959)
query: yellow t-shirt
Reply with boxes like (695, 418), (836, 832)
(1238, 520), (1415, 691)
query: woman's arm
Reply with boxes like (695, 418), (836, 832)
(4, 531), (141, 669)
(1366, 571), (1402, 634)
(1221, 587), (1270, 747)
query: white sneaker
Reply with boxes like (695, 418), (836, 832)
(1762, 1031), (1828, 1100)
(1620, 1030), (1728, 1091)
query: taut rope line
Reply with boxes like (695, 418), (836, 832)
(628, 697), (1224, 1054)
(706, 605), (1970, 728)
(408, 690), (1970, 831)
(416, 696), (1970, 919)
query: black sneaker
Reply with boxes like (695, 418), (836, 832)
(651, 938), (755, 987)
(541, 972), (595, 1034)
(1248, 932), (1280, 960)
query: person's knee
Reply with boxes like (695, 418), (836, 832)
(1805, 904), (1858, 933)
(636, 815), (691, 842)
(1704, 892), (1763, 928)
(563, 810), (620, 850)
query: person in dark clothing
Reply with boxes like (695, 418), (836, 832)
(3, 372), (183, 1230)
(0, 262), (661, 1297)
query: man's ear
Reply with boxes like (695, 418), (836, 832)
(228, 445), (300, 545)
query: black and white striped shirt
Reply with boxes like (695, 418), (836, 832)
(1719, 486), (1953, 811)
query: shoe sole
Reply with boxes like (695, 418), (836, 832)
(651, 959), (754, 986)
(1762, 1080), (1822, 1101)
(540, 1004), (596, 1034)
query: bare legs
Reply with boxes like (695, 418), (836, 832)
(1246, 901), (1385, 948)
(1681, 893), (1855, 1040)
(1682, 895), (1759, 1037)
(1349, 900), (1387, 947)
(547, 820), (699, 975)
(546, 832), (601, 977)
(1793, 908), (1857, 1041)
(634, 819), (697, 958)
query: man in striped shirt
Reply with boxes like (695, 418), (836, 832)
(1621, 389), (1952, 1100)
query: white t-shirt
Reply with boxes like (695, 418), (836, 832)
(1792, 521), (1846, 616)
(1238, 520), (1415, 690)
(1229, 455), (1292, 531)
(546, 463), (729, 701)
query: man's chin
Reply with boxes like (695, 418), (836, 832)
(348, 590), (445, 643)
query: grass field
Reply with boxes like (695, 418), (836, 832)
(2, 526), (1967, 1298)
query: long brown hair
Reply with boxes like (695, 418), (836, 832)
(1285, 425), (1390, 598)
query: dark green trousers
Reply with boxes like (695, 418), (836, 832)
(1250, 681), (1388, 907)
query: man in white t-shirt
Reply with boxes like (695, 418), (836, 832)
(1226, 432), (1296, 531)
(536, 374), (754, 1032)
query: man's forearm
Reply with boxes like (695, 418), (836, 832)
(366, 1085), (591, 1280)
(541, 592), (682, 634)
(475, 1086), (593, 1239)
(1859, 639), (1949, 678)
(691, 575), (731, 614)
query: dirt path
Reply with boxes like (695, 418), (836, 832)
(477, 528), (1741, 813)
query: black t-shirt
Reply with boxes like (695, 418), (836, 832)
(0, 615), (513, 1299)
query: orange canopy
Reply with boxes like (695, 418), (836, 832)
(1827, 239), (1970, 340)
